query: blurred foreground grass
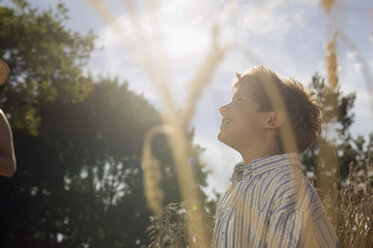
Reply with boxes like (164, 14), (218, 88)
(86, 0), (373, 247)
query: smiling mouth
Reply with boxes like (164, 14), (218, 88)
(222, 118), (233, 125)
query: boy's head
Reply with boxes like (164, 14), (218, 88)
(217, 65), (323, 154)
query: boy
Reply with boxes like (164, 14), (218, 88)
(212, 66), (338, 247)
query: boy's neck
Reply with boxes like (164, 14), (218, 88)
(239, 142), (282, 165)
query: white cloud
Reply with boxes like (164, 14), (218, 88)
(353, 62), (363, 72)
(347, 50), (358, 59)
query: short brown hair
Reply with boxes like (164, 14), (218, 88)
(233, 66), (323, 153)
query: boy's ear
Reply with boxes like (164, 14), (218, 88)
(264, 111), (286, 129)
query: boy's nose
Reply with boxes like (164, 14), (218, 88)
(219, 104), (228, 115)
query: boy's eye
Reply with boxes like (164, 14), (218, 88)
(236, 98), (243, 102)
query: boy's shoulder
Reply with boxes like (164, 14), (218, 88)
(252, 153), (304, 183)
(253, 154), (318, 204)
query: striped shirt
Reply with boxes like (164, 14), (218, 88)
(212, 153), (338, 248)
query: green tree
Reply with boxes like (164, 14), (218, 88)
(0, 0), (95, 134)
(302, 74), (373, 191)
(0, 78), (209, 247)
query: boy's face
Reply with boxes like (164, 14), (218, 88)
(218, 82), (269, 151)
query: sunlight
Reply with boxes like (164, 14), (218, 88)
(163, 26), (209, 58)
(95, 2), (210, 85)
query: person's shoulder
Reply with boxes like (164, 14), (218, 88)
(266, 162), (299, 185)
(0, 108), (7, 121)
(0, 109), (6, 122)
(271, 165), (313, 199)
(0, 109), (11, 129)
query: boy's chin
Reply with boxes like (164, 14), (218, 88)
(217, 131), (225, 142)
(217, 132), (241, 151)
(217, 132), (231, 146)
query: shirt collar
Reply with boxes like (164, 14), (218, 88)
(232, 153), (302, 182)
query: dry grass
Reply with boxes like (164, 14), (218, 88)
(326, 36), (339, 90)
(142, 125), (170, 215)
(144, 202), (189, 248)
(320, 0), (335, 13)
(323, 161), (373, 248)
(142, 202), (213, 248)
(86, 1), (226, 246)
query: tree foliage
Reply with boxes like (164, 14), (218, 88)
(303, 74), (373, 189)
(0, 0), (95, 134)
(0, 77), (209, 247)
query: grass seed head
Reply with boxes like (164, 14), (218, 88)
(326, 41), (339, 90)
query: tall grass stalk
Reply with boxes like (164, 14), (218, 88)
(87, 1), (226, 246)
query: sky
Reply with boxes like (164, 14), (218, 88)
(5, 0), (373, 198)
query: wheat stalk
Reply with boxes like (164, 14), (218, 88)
(326, 32), (339, 90)
(321, 0), (335, 13)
